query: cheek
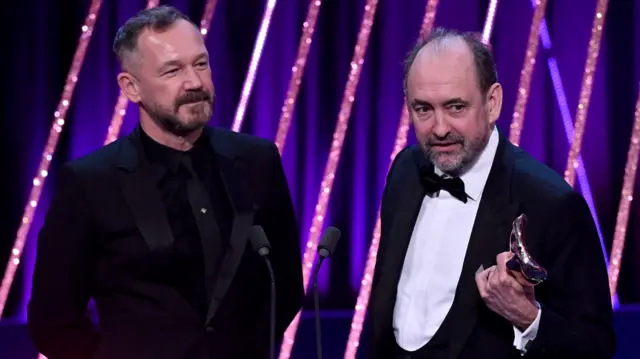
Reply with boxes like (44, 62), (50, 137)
(451, 114), (486, 139)
(412, 119), (433, 141)
(144, 82), (176, 101)
(202, 76), (214, 94)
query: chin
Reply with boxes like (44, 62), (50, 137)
(433, 156), (464, 174)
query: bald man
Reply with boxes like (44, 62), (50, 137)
(28, 6), (303, 359)
(368, 28), (615, 359)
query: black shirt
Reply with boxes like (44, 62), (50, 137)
(140, 129), (233, 319)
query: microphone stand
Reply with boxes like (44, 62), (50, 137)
(264, 257), (276, 359)
(312, 256), (326, 359)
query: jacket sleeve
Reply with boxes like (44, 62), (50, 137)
(28, 164), (100, 359)
(526, 191), (616, 358)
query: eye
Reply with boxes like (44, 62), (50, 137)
(164, 68), (179, 76)
(414, 106), (430, 114)
(195, 61), (208, 69)
(449, 104), (465, 112)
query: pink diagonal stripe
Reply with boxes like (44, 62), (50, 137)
(278, 2), (380, 358)
(231, 0), (279, 132)
(563, 0), (609, 187)
(274, 0), (323, 153)
(608, 84), (640, 300)
(0, 0), (104, 319)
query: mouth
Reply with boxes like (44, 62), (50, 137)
(430, 143), (461, 151)
(184, 100), (207, 105)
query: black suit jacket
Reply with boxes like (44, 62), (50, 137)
(368, 132), (615, 358)
(27, 126), (304, 359)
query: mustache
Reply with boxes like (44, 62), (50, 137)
(425, 133), (465, 147)
(174, 91), (213, 110)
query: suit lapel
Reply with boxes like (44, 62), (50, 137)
(205, 128), (255, 324)
(117, 128), (175, 251)
(448, 133), (520, 359)
(374, 147), (426, 326)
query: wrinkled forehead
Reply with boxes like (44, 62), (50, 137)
(135, 19), (207, 66)
(407, 38), (479, 102)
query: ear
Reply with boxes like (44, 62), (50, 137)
(486, 82), (503, 125)
(117, 72), (141, 104)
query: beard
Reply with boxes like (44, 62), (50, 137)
(423, 126), (491, 177)
(141, 90), (214, 137)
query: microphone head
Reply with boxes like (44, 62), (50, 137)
(318, 227), (341, 258)
(248, 225), (271, 257)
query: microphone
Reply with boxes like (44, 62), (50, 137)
(248, 225), (276, 359)
(313, 227), (342, 359)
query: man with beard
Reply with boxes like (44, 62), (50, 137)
(368, 28), (615, 358)
(27, 6), (303, 359)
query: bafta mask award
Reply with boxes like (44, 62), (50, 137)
(505, 214), (547, 285)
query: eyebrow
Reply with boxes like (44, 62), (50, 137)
(158, 53), (209, 71)
(442, 98), (470, 107)
(409, 98), (470, 107)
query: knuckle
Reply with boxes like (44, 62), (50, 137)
(499, 273), (510, 285)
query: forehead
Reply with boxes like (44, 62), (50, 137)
(407, 39), (479, 101)
(136, 19), (206, 64)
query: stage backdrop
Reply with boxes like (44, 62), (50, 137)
(1, 0), (639, 322)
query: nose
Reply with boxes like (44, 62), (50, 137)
(183, 66), (203, 90)
(432, 111), (451, 138)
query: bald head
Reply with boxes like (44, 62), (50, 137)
(403, 28), (497, 99)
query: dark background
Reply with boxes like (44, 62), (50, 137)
(0, 0), (639, 357)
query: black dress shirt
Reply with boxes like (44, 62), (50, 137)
(140, 129), (233, 319)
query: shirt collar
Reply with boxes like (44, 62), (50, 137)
(140, 127), (211, 174)
(434, 126), (499, 201)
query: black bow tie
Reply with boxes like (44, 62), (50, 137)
(420, 169), (469, 203)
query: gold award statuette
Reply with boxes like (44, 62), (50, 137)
(505, 214), (547, 285)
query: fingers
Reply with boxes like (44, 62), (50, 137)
(476, 266), (497, 299)
(476, 266), (491, 299)
(496, 251), (512, 274)
(496, 251), (521, 288)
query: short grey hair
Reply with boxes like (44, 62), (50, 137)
(112, 5), (198, 68)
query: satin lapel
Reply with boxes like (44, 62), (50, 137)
(374, 147), (426, 323)
(205, 130), (255, 324)
(448, 134), (520, 359)
(117, 130), (175, 251)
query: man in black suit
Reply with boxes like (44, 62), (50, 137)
(27, 6), (303, 359)
(368, 28), (615, 358)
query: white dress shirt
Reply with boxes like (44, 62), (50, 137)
(392, 127), (540, 354)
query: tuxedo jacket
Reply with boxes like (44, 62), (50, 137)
(368, 132), (616, 358)
(27, 126), (304, 359)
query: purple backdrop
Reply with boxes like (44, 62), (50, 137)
(2, 0), (640, 323)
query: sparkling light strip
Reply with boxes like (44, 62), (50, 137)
(278, 2), (380, 358)
(608, 85), (640, 301)
(103, 0), (160, 146)
(531, 0), (609, 270)
(231, 0), (278, 132)
(508, 0), (548, 145)
(342, 2), (441, 358)
(480, 0), (500, 44)
(563, 0), (609, 187)
(0, 0), (104, 319)
(274, 0), (323, 153)
(199, 0), (219, 39)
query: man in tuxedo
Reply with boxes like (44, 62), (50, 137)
(28, 6), (303, 359)
(368, 28), (615, 358)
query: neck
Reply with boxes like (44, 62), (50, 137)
(139, 112), (203, 151)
